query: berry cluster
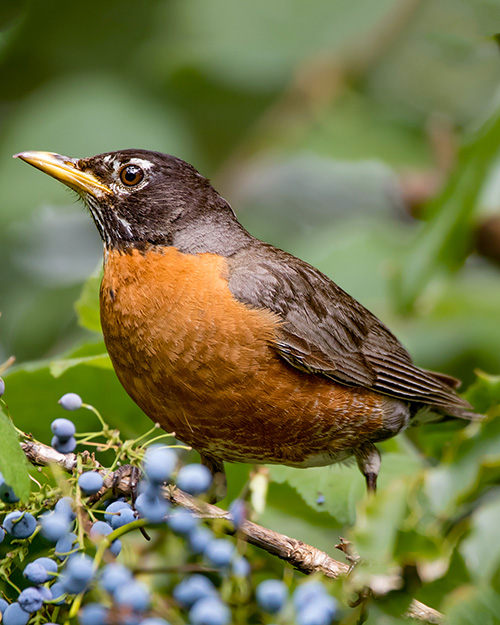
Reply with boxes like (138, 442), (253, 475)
(0, 386), (342, 625)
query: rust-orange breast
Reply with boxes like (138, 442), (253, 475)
(100, 247), (389, 467)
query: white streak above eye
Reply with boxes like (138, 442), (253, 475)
(111, 157), (154, 174)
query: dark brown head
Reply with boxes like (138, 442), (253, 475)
(14, 149), (251, 255)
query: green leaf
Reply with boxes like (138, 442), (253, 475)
(75, 266), (103, 333)
(443, 586), (500, 625)
(460, 493), (500, 583)
(0, 405), (31, 502)
(269, 452), (422, 525)
(464, 370), (500, 416)
(425, 415), (500, 515)
(394, 105), (500, 312)
(394, 528), (442, 563)
(6, 339), (112, 379)
(350, 478), (408, 575)
(4, 348), (150, 444)
(49, 353), (111, 378)
(269, 462), (363, 526)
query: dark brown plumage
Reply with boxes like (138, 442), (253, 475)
(15, 149), (480, 495)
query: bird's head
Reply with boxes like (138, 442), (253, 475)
(14, 149), (248, 254)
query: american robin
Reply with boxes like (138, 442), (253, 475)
(15, 149), (480, 496)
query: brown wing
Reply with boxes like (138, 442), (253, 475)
(228, 242), (477, 418)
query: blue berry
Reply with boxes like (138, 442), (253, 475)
(23, 562), (49, 585)
(188, 525), (213, 554)
(0, 472), (19, 503)
(256, 579), (288, 614)
(40, 511), (71, 541)
(55, 532), (79, 560)
(18, 587), (43, 612)
(90, 520), (121, 554)
(90, 520), (112, 539)
(51, 418), (76, 440)
(3, 511), (37, 538)
(48, 582), (65, 605)
(78, 471), (103, 495)
(204, 539), (235, 568)
(105, 500), (135, 527)
(58, 393), (82, 411)
(176, 464), (212, 495)
(141, 619), (171, 625)
(108, 538), (122, 556)
(0, 377), (4, 396)
(0, 527), (5, 543)
(228, 499), (246, 528)
(0, 598), (8, 613)
(99, 563), (132, 594)
(143, 445), (177, 484)
(135, 492), (169, 524)
(232, 555), (251, 577)
(61, 554), (94, 594)
(296, 594), (339, 625)
(114, 580), (150, 612)
(3, 602), (29, 625)
(138, 479), (162, 499)
(36, 586), (52, 602)
(104, 500), (130, 523)
(35, 557), (57, 579)
(55, 497), (76, 520)
(293, 581), (327, 609)
(189, 596), (230, 625)
(52, 435), (77, 454)
(173, 574), (217, 608)
(167, 507), (198, 535)
(79, 602), (110, 625)
(110, 506), (135, 529)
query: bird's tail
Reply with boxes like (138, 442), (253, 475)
(410, 368), (484, 425)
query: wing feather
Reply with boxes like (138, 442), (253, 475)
(228, 242), (476, 417)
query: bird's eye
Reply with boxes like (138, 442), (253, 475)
(119, 164), (144, 186)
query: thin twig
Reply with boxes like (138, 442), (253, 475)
(20, 439), (443, 624)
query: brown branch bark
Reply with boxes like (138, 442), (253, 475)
(21, 439), (443, 624)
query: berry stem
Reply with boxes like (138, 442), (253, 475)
(75, 454), (86, 549)
(92, 518), (150, 573)
(66, 589), (85, 622)
(130, 423), (164, 445)
(82, 403), (107, 430)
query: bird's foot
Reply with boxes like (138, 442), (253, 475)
(200, 455), (227, 503)
(354, 443), (381, 494)
(111, 464), (142, 504)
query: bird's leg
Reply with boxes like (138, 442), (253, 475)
(111, 464), (142, 503)
(354, 443), (381, 494)
(200, 455), (227, 503)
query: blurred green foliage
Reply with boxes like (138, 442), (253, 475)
(2, 0), (500, 621)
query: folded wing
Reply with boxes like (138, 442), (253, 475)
(228, 242), (479, 420)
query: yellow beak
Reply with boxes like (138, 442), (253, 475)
(13, 151), (111, 196)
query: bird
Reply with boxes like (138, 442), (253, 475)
(14, 149), (480, 497)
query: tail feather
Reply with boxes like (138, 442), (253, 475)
(427, 370), (462, 390)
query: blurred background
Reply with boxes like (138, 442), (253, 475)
(2, 0), (500, 568)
